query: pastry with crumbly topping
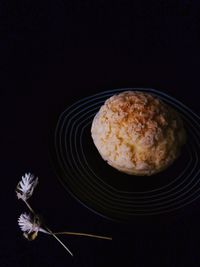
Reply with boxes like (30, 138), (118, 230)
(91, 91), (186, 176)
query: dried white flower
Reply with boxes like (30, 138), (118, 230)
(18, 213), (48, 240)
(18, 213), (73, 256)
(16, 173), (38, 201)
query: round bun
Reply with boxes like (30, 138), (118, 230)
(91, 91), (186, 176)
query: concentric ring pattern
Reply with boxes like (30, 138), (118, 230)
(54, 88), (200, 220)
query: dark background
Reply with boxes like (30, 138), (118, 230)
(1, 0), (200, 266)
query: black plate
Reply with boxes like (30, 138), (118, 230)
(53, 88), (200, 222)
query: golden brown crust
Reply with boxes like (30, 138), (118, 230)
(91, 91), (186, 176)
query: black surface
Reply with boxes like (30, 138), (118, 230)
(1, 0), (200, 266)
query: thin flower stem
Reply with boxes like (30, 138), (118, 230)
(39, 228), (50, 234)
(24, 200), (35, 214)
(45, 226), (73, 257)
(54, 231), (112, 241)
